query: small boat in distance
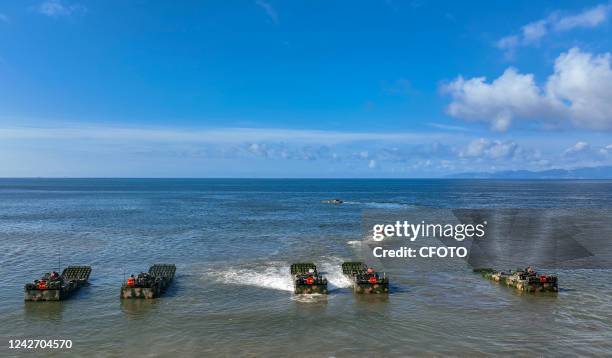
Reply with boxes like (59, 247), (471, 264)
(321, 199), (343, 204)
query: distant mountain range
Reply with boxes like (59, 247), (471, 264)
(448, 166), (612, 179)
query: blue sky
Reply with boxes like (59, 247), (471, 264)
(1, 0), (612, 177)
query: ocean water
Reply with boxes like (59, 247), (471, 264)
(1, 179), (611, 357)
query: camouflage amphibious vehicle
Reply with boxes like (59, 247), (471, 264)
(291, 263), (328, 294)
(342, 262), (389, 294)
(474, 266), (558, 293)
(24, 266), (91, 301)
(121, 264), (176, 299)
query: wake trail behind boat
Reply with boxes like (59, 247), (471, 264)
(319, 258), (353, 290)
(343, 201), (412, 209)
(211, 262), (293, 292)
(209, 257), (353, 292)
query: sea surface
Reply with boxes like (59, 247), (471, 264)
(1, 179), (611, 357)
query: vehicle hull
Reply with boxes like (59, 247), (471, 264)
(121, 264), (176, 299)
(475, 268), (558, 293)
(342, 261), (389, 294)
(353, 282), (389, 294)
(294, 283), (328, 294)
(24, 266), (91, 302)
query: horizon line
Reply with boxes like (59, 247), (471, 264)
(0, 177), (609, 181)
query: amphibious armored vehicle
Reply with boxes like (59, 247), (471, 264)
(121, 264), (176, 299)
(342, 262), (389, 294)
(24, 266), (91, 301)
(321, 199), (343, 204)
(291, 263), (328, 294)
(474, 266), (558, 293)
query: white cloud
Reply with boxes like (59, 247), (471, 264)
(461, 138), (489, 157)
(496, 35), (519, 54)
(497, 3), (611, 54)
(2, 122), (610, 176)
(36, 0), (85, 17)
(561, 141), (612, 165)
(444, 48), (612, 131)
(554, 4), (610, 31)
(563, 141), (590, 157)
(546, 49), (612, 130)
(443, 68), (559, 131)
(460, 139), (522, 160)
(247, 143), (268, 157)
(0, 125), (449, 143)
(522, 20), (548, 44)
(255, 0), (278, 24)
(427, 123), (470, 132)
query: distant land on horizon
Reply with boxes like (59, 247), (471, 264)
(2, 166), (612, 180)
(448, 166), (612, 179)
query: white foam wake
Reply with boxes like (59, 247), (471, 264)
(209, 257), (353, 292)
(319, 258), (353, 290)
(343, 201), (412, 209)
(212, 262), (293, 292)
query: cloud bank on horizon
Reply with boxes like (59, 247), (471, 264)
(2, 124), (610, 177)
(1, 1), (611, 177)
